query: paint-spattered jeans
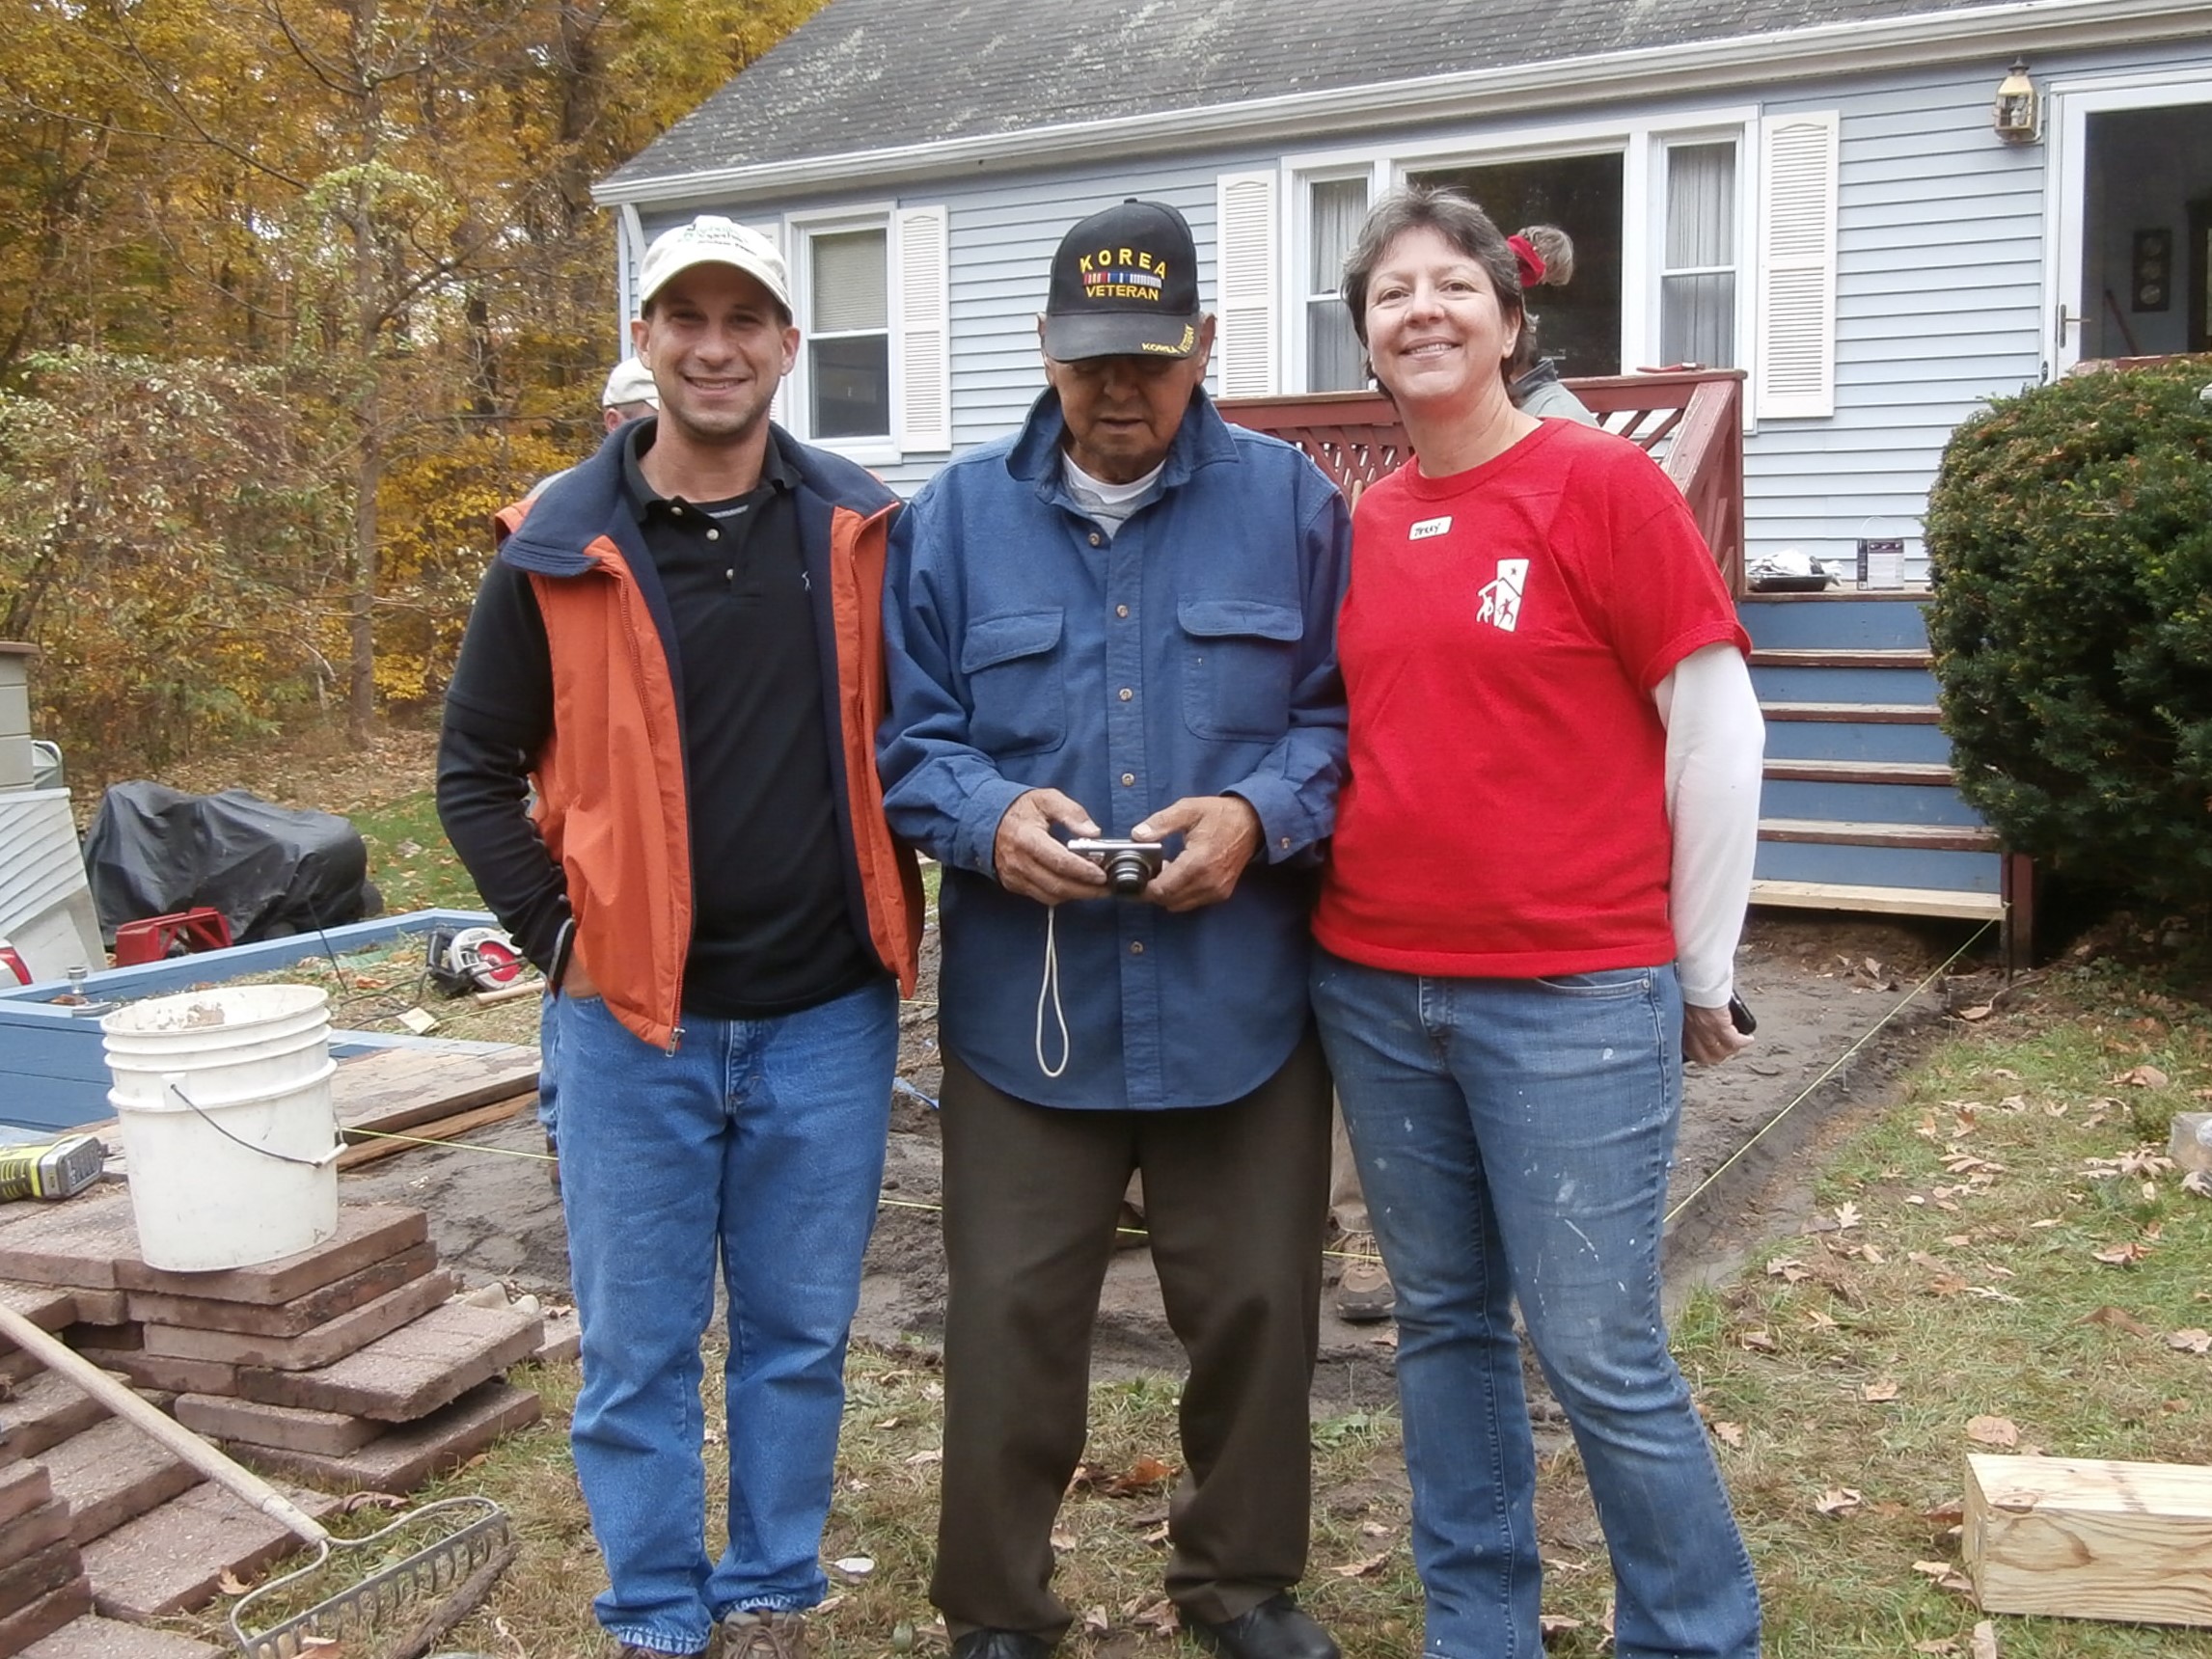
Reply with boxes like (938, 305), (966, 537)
(1311, 952), (1761, 1659)
(553, 979), (896, 1656)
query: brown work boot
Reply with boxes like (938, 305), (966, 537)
(1332, 1232), (1395, 1323)
(722, 1611), (808, 1659)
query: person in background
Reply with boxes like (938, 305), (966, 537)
(1502, 224), (1598, 426)
(881, 199), (1350, 1659)
(438, 214), (919, 1659)
(1312, 185), (1765, 1659)
(599, 355), (660, 431)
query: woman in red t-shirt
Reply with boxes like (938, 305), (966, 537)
(1311, 186), (1766, 1659)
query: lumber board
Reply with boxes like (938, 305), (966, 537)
(1748, 880), (2004, 920)
(1966, 1454), (2212, 1625)
(336, 1096), (533, 1170)
(331, 1045), (537, 1137)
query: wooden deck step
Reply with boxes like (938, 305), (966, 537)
(1750, 879), (2005, 921)
(1759, 817), (2000, 852)
(1760, 701), (1941, 724)
(1763, 758), (1954, 786)
(1748, 648), (1931, 669)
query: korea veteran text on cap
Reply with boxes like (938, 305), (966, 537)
(1043, 200), (1203, 362)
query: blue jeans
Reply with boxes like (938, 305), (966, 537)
(553, 979), (897, 1655)
(1311, 953), (1760, 1659)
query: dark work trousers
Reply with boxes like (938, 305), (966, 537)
(929, 1029), (1333, 1640)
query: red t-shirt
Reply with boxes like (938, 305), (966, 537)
(1314, 419), (1749, 978)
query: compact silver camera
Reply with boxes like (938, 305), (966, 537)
(1066, 837), (1164, 897)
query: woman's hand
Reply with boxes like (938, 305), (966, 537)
(1682, 1000), (1751, 1066)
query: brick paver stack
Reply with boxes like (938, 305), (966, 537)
(0, 1188), (560, 1655)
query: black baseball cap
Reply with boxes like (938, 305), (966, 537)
(1043, 200), (1204, 361)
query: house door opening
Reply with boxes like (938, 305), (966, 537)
(2068, 99), (2212, 362)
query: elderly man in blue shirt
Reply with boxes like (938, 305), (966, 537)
(881, 200), (1351, 1659)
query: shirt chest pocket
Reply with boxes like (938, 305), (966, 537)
(1178, 598), (1303, 742)
(961, 608), (1067, 757)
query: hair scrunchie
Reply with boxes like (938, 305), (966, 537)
(1507, 233), (1546, 289)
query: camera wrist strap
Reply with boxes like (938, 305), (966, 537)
(1034, 904), (1071, 1078)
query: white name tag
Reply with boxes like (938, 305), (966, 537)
(1408, 516), (1453, 540)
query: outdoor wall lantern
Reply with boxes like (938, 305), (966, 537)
(1993, 60), (2041, 143)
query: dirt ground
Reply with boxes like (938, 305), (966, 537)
(340, 907), (1992, 1407)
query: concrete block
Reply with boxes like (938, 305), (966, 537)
(68, 1346), (235, 1400)
(80, 1479), (342, 1622)
(18, 1614), (226, 1658)
(59, 1319), (138, 1350)
(175, 1394), (382, 1456)
(111, 1206), (428, 1302)
(41, 1420), (199, 1545)
(0, 1544), (81, 1621)
(0, 1500), (70, 1564)
(0, 1373), (106, 1461)
(0, 1284), (79, 1352)
(126, 1240), (437, 1338)
(144, 1269), (452, 1372)
(235, 1299), (541, 1423)
(0, 1504), (70, 1565)
(0, 1463), (50, 1531)
(0, 1189), (139, 1291)
(58, 1289), (124, 1328)
(533, 1304), (580, 1366)
(0, 1578), (91, 1659)
(227, 1379), (541, 1494)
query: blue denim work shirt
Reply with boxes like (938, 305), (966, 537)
(880, 388), (1351, 1111)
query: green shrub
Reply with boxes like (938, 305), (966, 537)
(1925, 357), (2212, 907)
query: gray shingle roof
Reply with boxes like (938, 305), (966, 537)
(604, 0), (2008, 188)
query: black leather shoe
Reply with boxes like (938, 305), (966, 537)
(948, 1630), (1054, 1659)
(1186, 1595), (1340, 1659)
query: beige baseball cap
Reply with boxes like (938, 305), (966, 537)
(637, 216), (791, 313)
(600, 358), (659, 409)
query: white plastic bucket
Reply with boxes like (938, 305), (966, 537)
(101, 984), (342, 1271)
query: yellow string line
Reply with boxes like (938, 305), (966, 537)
(1660, 919), (1997, 1229)
(343, 1127), (555, 1161)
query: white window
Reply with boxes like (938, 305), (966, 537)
(1304, 176), (1371, 391)
(782, 205), (951, 459)
(1659, 139), (1739, 370)
(1274, 109), (1831, 414)
(807, 226), (891, 440)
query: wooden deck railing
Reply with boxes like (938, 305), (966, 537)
(1217, 368), (1748, 593)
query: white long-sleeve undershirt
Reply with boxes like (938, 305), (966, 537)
(1652, 641), (1765, 1007)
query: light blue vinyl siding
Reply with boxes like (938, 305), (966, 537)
(640, 36), (2212, 530)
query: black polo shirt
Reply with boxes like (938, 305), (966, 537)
(444, 422), (879, 1018)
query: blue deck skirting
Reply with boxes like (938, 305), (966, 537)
(0, 910), (521, 1132)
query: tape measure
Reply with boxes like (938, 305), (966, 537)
(0, 1134), (107, 1203)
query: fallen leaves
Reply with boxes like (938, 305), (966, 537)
(1913, 1558), (1976, 1595)
(1330, 1550), (1392, 1579)
(1965, 1415), (2019, 1448)
(1816, 1486), (1865, 1518)
(2166, 1328), (2212, 1354)
(1709, 1420), (1745, 1447)
(2091, 1241), (2153, 1266)
(1070, 1455), (1178, 1496)
(2074, 1305), (2155, 1340)
(2111, 1064), (2170, 1089)
(1861, 1377), (1900, 1402)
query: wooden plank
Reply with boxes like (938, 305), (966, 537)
(1749, 648), (1932, 668)
(1759, 817), (2000, 852)
(1966, 1454), (2212, 1626)
(1749, 879), (2005, 920)
(1763, 758), (1954, 785)
(336, 1095), (533, 1170)
(1759, 701), (1942, 724)
(332, 1046), (537, 1137)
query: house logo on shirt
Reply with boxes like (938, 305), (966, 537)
(1476, 559), (1528, 633)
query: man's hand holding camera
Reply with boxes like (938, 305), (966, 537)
(994, 789), (1260, 911)
(1131, 794), (1259, 911)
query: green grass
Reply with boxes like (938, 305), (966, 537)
(352, 787), (485, 914)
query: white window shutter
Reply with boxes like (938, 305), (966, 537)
(895, 205), (952, 452)
(1215, 172), (1278, 398)
(1755, 112), (1839, 419)
(739, 219), (791, 429)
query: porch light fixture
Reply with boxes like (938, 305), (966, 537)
(1993, 60), (2040, 143)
